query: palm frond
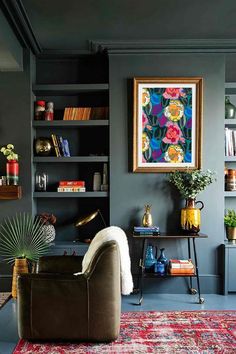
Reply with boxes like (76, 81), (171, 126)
(0, 213), (49, 263)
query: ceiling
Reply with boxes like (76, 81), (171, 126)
(21, 0), (236, 50)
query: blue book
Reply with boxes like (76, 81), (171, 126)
(63, 139), (71, 157)
(59, 136), (66, 156)
(134, 226), (159, 232)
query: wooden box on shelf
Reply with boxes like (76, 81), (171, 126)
(0, 185), (22, 200)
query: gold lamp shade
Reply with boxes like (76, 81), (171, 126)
(75, 209), (106, 228)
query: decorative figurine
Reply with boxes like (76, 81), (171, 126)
(142, 204), (153, 227)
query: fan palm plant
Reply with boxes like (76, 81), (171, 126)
(0, 213), (50, 298)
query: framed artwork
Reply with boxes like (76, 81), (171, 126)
(133, 77), (203, 172)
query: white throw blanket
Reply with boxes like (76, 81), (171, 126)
(75, 226), (133, 295)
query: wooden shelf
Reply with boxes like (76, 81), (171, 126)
(33, 120), (109, 127)
(32, 83), (109, 95)
(33, 191), (108, 198)
(0, 186), (22, 200)
(33, 156), (109, 163)
(224, 191), (236, 197)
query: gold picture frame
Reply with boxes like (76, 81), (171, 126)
(133, 77), (203, 172)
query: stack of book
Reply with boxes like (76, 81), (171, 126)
(225, 127), (236, 156)
(168, 259), (195, 275)
(133, 226), (160, 236)
(57, 181), (86, 192)
(51, 134), (71, 157)
(63, 107), (109, 120)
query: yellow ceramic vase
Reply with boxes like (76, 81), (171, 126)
(12, 258), (28, 298)
(181, 198), (204, 234)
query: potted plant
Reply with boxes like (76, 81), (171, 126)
(168, 169), (216, 233)
(0, 213), (49, 298)
(0, 144), (19, 185)
(224, 209), (236, 241)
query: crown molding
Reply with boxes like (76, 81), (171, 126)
(1, 0), (41, 54)
(89, 39), (236, 54)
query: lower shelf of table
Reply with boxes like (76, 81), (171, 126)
(142, 273), (196, 278)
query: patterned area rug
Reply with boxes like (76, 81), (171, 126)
(13, 311), (236, 353)
(0, 292), (11, 309)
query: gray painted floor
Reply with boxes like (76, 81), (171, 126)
(0, 294), (236, 354)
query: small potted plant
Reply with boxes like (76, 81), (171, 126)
(0, 213), (49, 298)
(0, 144), (19, 185)
(224, 209), (236, 241)
(168, 169), (216, 233)
(38, 213), (57, 243)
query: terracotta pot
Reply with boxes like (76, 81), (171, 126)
(12, 258), (28, 298)
(181, 198), (204, 234)
(6, 160), (19, 185)
(226, 226), (236, 241)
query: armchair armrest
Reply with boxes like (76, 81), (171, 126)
(38, 255), (83, 274)
(17, 272), (88, 340)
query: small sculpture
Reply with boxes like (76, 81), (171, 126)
(142, 204), (153, 227)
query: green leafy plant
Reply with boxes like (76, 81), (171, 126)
(168, 169), (216, 199)
(0, 144), (18, 161)
(0, 213), (49, 264)
(224, 209), (236, 227)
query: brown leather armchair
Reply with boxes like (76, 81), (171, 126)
(17, 240), (121, 342)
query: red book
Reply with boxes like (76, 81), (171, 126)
(59, 181), (85, 187)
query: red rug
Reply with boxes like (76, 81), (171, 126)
(14, 311), (236, 353)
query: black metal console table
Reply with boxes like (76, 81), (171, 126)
(133, 232), (208, 305)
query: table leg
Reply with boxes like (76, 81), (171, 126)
(193, 238), (204, 304)
(136, 238), (147, 305)
(187, 238), (193, 292)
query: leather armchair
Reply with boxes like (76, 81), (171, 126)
(17, 240), (121, 342)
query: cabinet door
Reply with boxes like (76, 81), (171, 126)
(228, 248), (236, 291)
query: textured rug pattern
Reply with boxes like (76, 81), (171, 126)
(14, 311), (236, 353)
(0, 292), (11, 309)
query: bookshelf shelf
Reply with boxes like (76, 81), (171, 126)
(224, 191), (236, 197)
(224, 156), (236, 162)
(33, 120), (109, 127)
(33, 156), (109, 163)
(224, 119), (236, 126)
(32, 83), (109, 95)
(33, 192), (108, 198)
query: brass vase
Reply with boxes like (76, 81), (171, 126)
(181, 198), (204, 234)
(226, 227), (236, 241)
(12, 258), (28, 298)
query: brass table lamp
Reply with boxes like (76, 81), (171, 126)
(75, 209), (106, 243)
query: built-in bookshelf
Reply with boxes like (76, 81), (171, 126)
(32, 54), (109, 244)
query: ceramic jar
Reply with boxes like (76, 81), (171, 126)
(181, 198), (204, 234)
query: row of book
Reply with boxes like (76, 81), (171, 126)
(133, 226), (160, 236)
(57, 180), (86, 192)
(225, 127), (236, 156)
(63, 107), (109, 120)
(168, 259), (195, 275)
(51, 134), (71, 157)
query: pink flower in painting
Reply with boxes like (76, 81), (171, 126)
(142, 112), (148, 125)
(163, 122), (185, 144)
(163, 88), (186, 99)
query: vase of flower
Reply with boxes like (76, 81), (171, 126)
(168, 169), (216, 233)
(6, 159), (19, 185)
(181, 198), (204, 234)
(0, 144), (19, 185)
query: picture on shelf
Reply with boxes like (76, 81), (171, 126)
(133, 77), (203, 172)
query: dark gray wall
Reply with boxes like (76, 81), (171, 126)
(0, 50), (32, 290)
(109, 53), (225, 293)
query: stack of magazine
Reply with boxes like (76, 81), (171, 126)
(133, 226), (160, 236)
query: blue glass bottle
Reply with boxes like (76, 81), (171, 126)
(144, 245), (157, 271)
(157, 248), (168, 273)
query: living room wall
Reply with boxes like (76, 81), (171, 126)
(109, 53), (225, 293)
(0, 50), (32, 290)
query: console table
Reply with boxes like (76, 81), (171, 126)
(133, 232), (208, 305)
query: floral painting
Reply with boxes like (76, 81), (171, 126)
(133, 78), (203, 172)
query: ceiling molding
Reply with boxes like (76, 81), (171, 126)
(1, 0), (41, 54)
(89, 39), (236, 54)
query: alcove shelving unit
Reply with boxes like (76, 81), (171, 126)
(32, 53), (110, 250)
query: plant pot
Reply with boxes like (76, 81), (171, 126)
(181, 198), (204, 234)
(6, 160), (19, 185)
(12, 258), (28, 298)
(226, 226), (236, 241)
